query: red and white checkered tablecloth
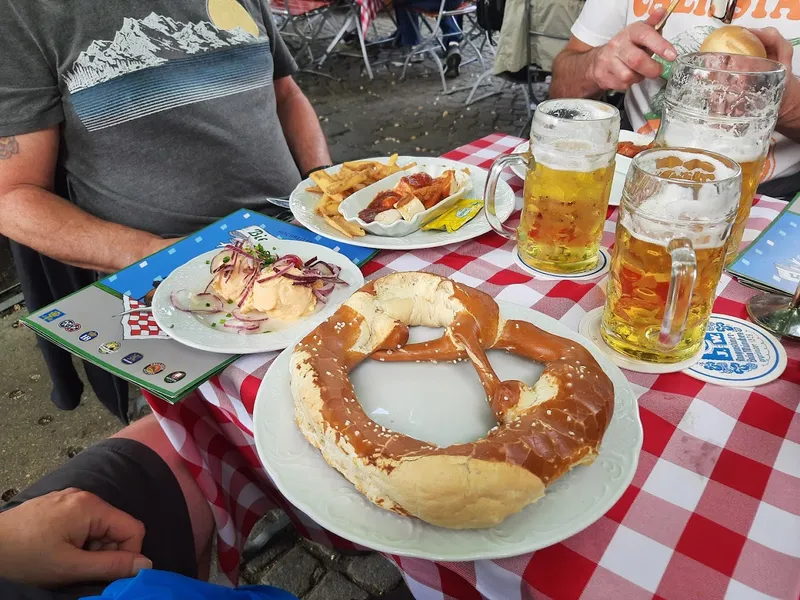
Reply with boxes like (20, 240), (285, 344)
(146, 134), (800, 600)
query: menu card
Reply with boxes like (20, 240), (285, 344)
(727, 194), (800, 296)
(22, 210), (376, 402)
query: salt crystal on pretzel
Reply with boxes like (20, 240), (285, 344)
(290, 272), (614, 529)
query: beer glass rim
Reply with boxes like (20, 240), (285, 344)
(627, 147), (742, 223)
(675, 51), (786, 77)
(535, 98), (620, 123)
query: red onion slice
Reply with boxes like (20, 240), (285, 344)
(171, 290), (224, 313)
(210, 251), (233, 273)
(312, 289), (329, 304)
(316, 281), (336, 296)
(223, 320), (261, 334)
(257, 263), (294, 283)
(231, 308), (269, 323)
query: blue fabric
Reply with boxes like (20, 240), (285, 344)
(81, 570), (298, 600)
(394, 0), (464, 46)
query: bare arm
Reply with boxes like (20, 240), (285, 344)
(0, 128), (173, 272)
(550, 38), (605, 99)
(274, 76), (332, 176)
(550, 9), (676, 100)
(750, 27), (800, 143)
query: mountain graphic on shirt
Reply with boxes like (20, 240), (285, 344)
(64, 12), (258, 93)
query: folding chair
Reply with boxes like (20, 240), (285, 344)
(399, 0), (487, 93)
(314, 0), (383, 79)
(270, 0), (340, 66)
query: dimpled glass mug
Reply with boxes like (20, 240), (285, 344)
(655, 52), (786, 265)
(485, 99), (620, 274)
(601, 147), (742, 364)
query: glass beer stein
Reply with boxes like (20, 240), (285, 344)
(485, 99), (620, 274)
(601, 148), (742, 364)
(656, 52), (786, 265)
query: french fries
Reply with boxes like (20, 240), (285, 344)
(307, 154), (415, 236)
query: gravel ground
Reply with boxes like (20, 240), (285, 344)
(0, 15), (535, 598)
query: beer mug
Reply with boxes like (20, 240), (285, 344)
(485, 99), (620, 274)
(601, 148), (742, 364)
(656, 52), (786, 265)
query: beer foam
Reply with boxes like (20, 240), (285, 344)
(662, 122), (765, 164)
(621, 180), (734, 249)
(532, 140), (612, 173)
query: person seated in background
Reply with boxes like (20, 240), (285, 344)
(0, 415), (297, 600)
(492, 0), (585, 81)
(393, 0), (465, 76)
(548, 0), (800, 198)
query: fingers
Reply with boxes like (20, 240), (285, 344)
(617, 43), (664, 80)
(83, 494), (146, 554)
(62, 547), (152, 583)
(627, 19), (677, 62)
(750, 27), (794, 72)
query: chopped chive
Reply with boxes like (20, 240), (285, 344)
(226, 313), (232, 318)
(222, 256), (230, 263)
(211, 323), (217, 327)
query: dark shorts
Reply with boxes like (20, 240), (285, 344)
(0, 439), (196, 600)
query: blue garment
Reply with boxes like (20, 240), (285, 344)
(394, 0), (464, 47)
(82, 570), (298, 600)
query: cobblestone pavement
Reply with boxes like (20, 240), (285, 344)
(0, 16), (541, 599)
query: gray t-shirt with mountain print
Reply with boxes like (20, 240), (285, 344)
(0, 0), (300, 236)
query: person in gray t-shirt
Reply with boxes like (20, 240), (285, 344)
(0, 0), (332, 272)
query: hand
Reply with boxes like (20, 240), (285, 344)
(749, 27), (799, 129)
(749, 27), (795, 76)
(0, 489), (151, 587)
(589, 9), (678, 91)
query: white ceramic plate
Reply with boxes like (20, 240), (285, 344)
(152, 241), (364, 354)
(253, 301), (643, 560)
(511, 131), (655, 207)
(290, 157), (515, 251)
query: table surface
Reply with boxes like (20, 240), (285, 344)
(148, 133), (800, 600)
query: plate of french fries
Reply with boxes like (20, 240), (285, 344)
(290, 155), (516, 250)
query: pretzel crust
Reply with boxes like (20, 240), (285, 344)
(290, 272), (614, 529)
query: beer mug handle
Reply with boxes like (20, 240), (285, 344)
(658, 239), (698, 351)
(484, 153), (531, 241)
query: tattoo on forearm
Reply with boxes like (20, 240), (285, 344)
(0, 136), (19, 160)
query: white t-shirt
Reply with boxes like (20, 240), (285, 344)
(571, 0), (800, 181)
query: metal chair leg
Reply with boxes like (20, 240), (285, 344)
(317, 13), (353, 67)
(426, 46), (448, 92)
(353, 6), (374, 79)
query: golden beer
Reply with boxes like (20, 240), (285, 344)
(727, 155), (767, 263)
(485, 99), (620, 274)
(601, 222), (727, 363)
(518, 160), (615, 273)
(657, 53), (786, 265)
(600, 147), (741, 365)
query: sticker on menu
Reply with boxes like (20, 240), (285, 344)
(683, 315), (787, 387)
(40, 309), (65, 323)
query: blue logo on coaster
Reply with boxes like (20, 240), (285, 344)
(79, 331), (98, 342)
(39, 309), (65, 323)
(684, 315), (787, 387)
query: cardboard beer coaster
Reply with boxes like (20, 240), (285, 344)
(682, 315), (787, 387)
(578, 307), (703, 374)
(515, 248), (611, 281)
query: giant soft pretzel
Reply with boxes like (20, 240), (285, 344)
(290, 272), (614, 529)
